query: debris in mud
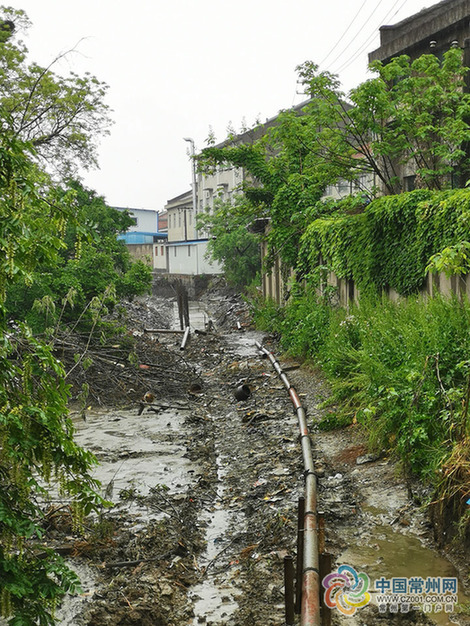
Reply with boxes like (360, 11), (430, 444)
(49, 293), (309, 625)
(29, 289), (470, 626)
(356, 452), (382, 465)
(56, 298), (201, 407)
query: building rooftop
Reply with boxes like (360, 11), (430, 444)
(369, 0), (470, 63)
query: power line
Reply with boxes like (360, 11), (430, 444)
(319, 0), (368, 66)
(332, 0), (407, 76)
(324, 0), (387, 70)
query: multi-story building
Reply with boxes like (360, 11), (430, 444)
(261, 0), (470, 304)
(368, 0), (470, 192)
(164, 189), (223, 276)
(369, 0), (470, 67)
(115, 206), (167, 271)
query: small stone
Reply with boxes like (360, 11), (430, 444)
(356, 453), (380, 465)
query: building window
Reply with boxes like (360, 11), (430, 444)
(174, 247), (177, 257)
(161, 246), (164, 255)
(130, 216), (137, 225)
(178, 212), (181, 227)
(189, 212), (192, 224)
(188, 245), (191, 256)
(336, 179), (350, 195)
(404, 175), (416, 192)
(155, 246), (158, 256)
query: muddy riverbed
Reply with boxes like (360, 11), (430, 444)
(38, 293), (470, 625)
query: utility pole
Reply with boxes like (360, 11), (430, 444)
(183, 137), (198, 240)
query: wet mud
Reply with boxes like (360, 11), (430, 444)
(36, 292), (470, 625)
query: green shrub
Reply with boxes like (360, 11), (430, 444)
(299, 188), (470, 297)
(279, 288), (331, 358)
(254, 288), (470, 483)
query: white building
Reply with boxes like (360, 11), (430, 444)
(164, 190), (223, 276)
(115, 206), (168, 271)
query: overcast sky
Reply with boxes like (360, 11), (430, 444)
(7, 0), (431, 212)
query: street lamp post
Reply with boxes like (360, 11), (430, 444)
(183, 137), (198, 240)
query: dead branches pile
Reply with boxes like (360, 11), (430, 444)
(54, 329), (201, 406)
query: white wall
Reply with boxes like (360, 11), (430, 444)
(167, 207), (194, 242)
(167, 241), (222, 275)
(126, 208), (158, 233)
(153, 242), (168, 271)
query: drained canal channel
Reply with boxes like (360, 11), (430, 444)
(38, 292), (470, 625)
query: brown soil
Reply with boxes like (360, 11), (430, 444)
(38, 292), (470, 626)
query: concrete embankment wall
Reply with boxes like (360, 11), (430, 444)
(152, 273), (213, 299)
(263, 259), (470, 308)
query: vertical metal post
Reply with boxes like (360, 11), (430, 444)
(183, 288), (190, 328)
(295, 496), (305, 614)
(176, 282), (184, 330)
(284, 555), (295, 626)
(318, 512), (325, 555)
(183, 137), (198, 240)
(319, 553), (332, 626)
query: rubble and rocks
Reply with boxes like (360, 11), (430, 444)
(36, 289), (470, 625)
(55, 296), (199, 406)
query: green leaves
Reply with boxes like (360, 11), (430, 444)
(426, 241), (470, 277)
(6, 180), (152, 332)
(0, 9), (116, 623)
(197, 196), (261, 288)
(0, 325), (104, 623)
(354, 48), (470, 191)
(198, 47), (470, 288)
(255, 290), (470, 481)
(0, 9), (112, 175)
(299, 188), (470, 297)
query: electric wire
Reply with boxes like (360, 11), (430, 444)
(292, 0), (385, 103)
(323, 0), (387, 70)
(319, 0), (368, 66)
(291, 0), (413, 104)
(333, 0), (407, 76)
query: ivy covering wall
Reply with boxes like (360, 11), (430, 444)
(299, 189), (470, 295)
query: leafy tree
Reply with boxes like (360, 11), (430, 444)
(198, 47), (470, 285)
(0, 7), (112, 176)
(0, 9), (114, 623)
(6, 180), (153, 331)
(54, 181), (152, 305)
(197, 196), (260, 288)
(0, 132), (105, 626)
(197, 117), (326, 273)
(296, 47), (470, 195)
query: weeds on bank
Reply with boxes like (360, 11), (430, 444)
(252, 292), (470, 499)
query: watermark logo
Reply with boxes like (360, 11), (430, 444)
(322, 564), (371, 616)
(374, 575), (458, 615)
(322, 565), (458, 616)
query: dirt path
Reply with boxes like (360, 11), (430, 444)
(288, 368), (470, 625)
(46, 294), (470, 625)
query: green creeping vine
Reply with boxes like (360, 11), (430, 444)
(299, 188), (470, 296)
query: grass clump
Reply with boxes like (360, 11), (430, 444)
(253, 291), (470, 489)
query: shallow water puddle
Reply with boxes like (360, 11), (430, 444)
(172, 300), (209, 331)
(223, 329), (266, 358)
(55, 561), (98, 626)
(190, 454), (242, 624)
(339, 523), (469, 625)
(73, 406), (198, 513)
